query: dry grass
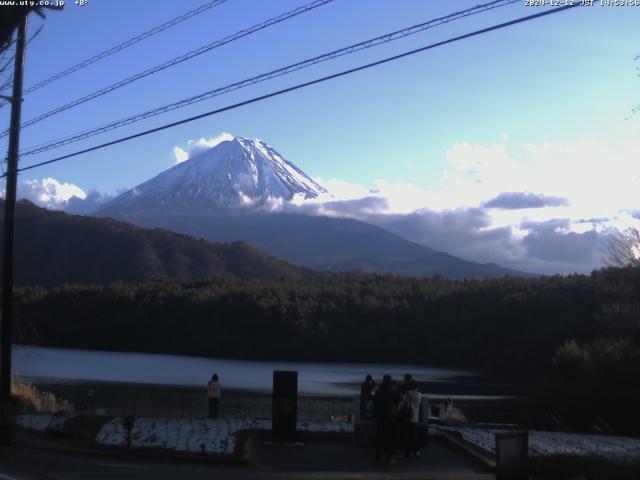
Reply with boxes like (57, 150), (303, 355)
(11, 380), (74, 413)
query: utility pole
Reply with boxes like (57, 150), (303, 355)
(0, 14), (27, 446)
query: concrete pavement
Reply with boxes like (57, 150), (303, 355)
(0, 434), (495, 480)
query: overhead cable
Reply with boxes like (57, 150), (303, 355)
(12, 0), (228, 97)
(1, 0), (335, 137)
(13, 3), (580, 176)
(20, 0), (518, 156)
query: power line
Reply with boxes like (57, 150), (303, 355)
(12, 3), (580, 177)
(20, 0), (519, 156)
(0, 0), (228, 100)
(0, 0), (335, 138)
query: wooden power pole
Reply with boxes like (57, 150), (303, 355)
(0, 13), (27, 446)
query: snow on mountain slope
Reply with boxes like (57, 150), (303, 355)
(97, 137), (328, 215)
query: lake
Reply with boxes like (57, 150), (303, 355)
(13, 345), (479, 397)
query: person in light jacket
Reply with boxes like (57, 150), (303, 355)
(398, 379), (422, 458)
(360, 374), (375, 399)
(207, 373), (221, 418)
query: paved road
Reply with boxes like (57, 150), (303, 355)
(0, 437), (495, 480)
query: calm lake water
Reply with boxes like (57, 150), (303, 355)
(13, 345), (480, 397)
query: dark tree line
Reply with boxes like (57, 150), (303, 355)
(13, 269), (625, 372)
(12, 266), (640, 433)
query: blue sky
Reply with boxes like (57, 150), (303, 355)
(1, 0), (639, 274)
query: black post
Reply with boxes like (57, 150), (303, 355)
(272, 371), (298, 443)
(0, 14), (27, 446)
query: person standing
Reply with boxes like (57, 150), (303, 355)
(360, 374), (375, 398)
(207, 373), (221, 418)
(399, 372), (414, 395)
(360, 374), (376, 421)
(398, 379), (422, 458)
(373, 374), (400, 464)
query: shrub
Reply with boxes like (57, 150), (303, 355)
(11, 380), (74, 413)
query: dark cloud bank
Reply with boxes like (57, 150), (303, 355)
(283, 194), (605, 275)
(484, 192), (569, 209)
(65, 189), (606, 276)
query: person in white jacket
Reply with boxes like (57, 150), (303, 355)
(398, 379), (422, 458)
(207, 373), (221, 418)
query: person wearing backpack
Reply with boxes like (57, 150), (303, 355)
(398, 379), (422, 459)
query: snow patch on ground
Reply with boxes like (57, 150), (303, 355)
(23, 412), (638, 461)
(130, 417), (247, 455)
(47, 414), (72, 432)
(95, 416), (353, 456)
(17, 412), (352, 457)
(15, 413), (74, 433)
(95, 417), (127, 446)
(297, 420), (353, 434)
(16, 414), (55, 432)
(434, 425), (640, 460)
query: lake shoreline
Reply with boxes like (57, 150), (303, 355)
(23, 378), (530, 425)
(13, 345), (482, 395)
(14, 345), (531, 425)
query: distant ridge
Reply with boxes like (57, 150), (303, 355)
(0, 200), (307, 286)
(125, 212), (532, 279)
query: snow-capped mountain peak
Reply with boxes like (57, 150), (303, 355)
(96, 136), (328, 215)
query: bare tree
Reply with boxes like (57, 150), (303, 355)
(603, 227), (640, 268)
(628, 53), (640, 120)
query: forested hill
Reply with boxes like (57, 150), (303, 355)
(15, 267), (638, 374)
(0, 200), (308, 285)
(12, 257), (640, 433)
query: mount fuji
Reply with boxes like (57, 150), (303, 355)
(97, 137), (327, 216)
(95, 137), (531, 279)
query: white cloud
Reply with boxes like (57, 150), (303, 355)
(312, 177), (370, 200)
(14, 178), (87, 210)
(173, 146), (189, 163)
(173, 132), (234, 163)
(1, 178), (118, 214)
(3, 178), (119, 215)
(442, 139), (639, 222)
(284, 137), (640, 274)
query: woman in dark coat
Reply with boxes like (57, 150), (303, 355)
(207, 373), (221, 418)
(373, 374), (400, 464)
